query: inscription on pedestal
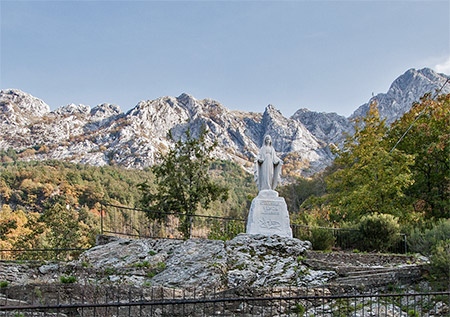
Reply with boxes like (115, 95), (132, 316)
(246, 190), (292, 238)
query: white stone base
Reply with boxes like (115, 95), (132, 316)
(246, 190), (293, 238)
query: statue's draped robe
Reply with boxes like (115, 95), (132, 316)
(256, 145), (282, 191)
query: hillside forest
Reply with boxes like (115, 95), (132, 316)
(0, 94), (449, 285)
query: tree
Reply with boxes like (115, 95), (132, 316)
(139, 126), (229, 239)
(41, 200), (82, 256)
(278, 176), (327, 215)
(387, 93), (450, 219)
(325, 102), (414, 222)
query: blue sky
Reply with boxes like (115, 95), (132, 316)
(1, 0), (449, 117)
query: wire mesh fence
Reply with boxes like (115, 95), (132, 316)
(0, 285), (448, 316)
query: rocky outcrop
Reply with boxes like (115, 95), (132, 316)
(76, 234), (320, 290)
(0, 234), (428, 292)
(291, 109), (354, 147)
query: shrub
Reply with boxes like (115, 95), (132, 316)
(429, 239), (450, 290)
(59, 275), (76, 284)
(146, 261), (167, 278)
(407, 219), (450, 255)
(356, 213), (400, 252)
(310, 227), (335, 251)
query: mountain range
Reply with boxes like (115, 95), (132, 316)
(1, 68), (449, 177)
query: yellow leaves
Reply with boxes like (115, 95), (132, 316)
(0, 179), (12, 201)
(18, 148), (36, 158)
(0, 206), (37, 257)
(282, 152), (310, 178)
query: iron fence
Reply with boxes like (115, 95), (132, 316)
(0, 285), (448, 316)
(100, 203), (409, 253)
(99, 203), (246, 241)
(0, 203), (410, 261)
(291, 225), (408, 254)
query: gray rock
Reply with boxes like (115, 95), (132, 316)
(38, 263), (59, 274)
(73, 234), (328, 290)
(151, 239), (227, 289)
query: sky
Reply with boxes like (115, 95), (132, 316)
(1, 0), (449, 117)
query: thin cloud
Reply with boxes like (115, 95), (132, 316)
(435, 56), (450, 74)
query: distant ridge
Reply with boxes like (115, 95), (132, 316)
(1, 68), (448, 177)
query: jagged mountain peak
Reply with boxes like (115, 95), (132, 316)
(53, 103), (91, 116)
(0, 88), (50, 118)
(263, 104), (283, 116)
(261, 104), (288, 133)
(90, 103), (122, 118)
(291, 108), (353, 147)
(389, 68), (449, 98)
(350, 68), (450, 123)
(176, 92), (196, 103)
(394, 68), (443, 85)
(175, 93), (226, 118)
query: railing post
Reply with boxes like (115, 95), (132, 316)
(403, 233), (408, 254)
(100, 203), (104, 235)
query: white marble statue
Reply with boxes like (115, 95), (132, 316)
(255, 135), (282, 192)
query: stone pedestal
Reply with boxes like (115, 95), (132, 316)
(246, 190), (293, 238)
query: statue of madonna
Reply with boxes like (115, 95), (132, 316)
(255, 135), (282, 192)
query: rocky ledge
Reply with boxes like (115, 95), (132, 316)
(0, 234), (428, 293)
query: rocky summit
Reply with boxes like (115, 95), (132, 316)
(1, 68), (449, 176)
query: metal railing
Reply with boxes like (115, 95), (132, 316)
(99, 202), (246, 241)
(0, 202), (410, 261)
(291, 224), (408, 254)
(1, 285), (448, 316)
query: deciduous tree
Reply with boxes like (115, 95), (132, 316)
(325, 102), (414, 222)
(139, 126), (229, 239)
(388, 93), (450, 219)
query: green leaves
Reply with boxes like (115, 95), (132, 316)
(387, 94), (450, 219)
(139, 125), (229, 239)
(326, 102), (414, 222)
(294, 93), (449, 228)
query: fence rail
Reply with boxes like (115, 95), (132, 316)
(99, 202), (246, 241)
(0, 202), (409, 261)
(100, 203), (408, 253)
(291, 224), (408, 254)
(1, 285), (448, 316)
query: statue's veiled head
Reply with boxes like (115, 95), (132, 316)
(263, 135), (272, 146)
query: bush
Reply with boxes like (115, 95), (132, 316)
(310, 227), (335, 251)
(429, 239), (450, 290)
(356, 213), (400, 252)
(407, 219), (450, 255)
